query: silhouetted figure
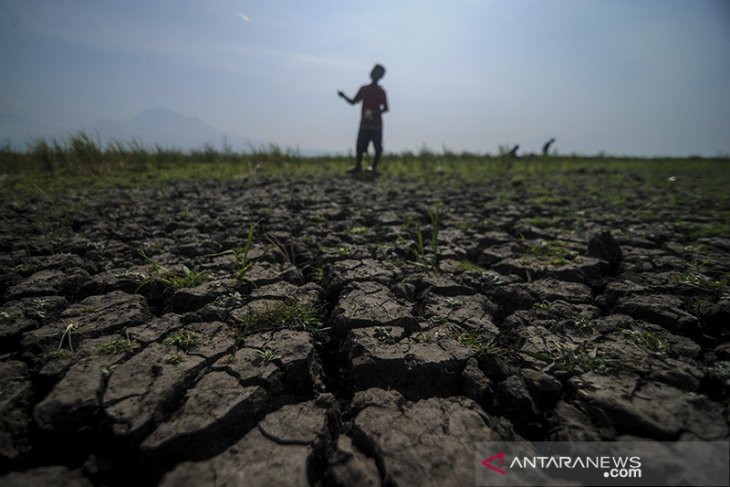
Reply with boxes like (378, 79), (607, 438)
(338, 64), (389, 173)
(507, 144), (520, 159)
(542, 138), (555, 156)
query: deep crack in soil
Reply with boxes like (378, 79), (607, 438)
(1, 171), (729, 485)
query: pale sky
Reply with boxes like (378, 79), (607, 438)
(1, 0), (729, 156)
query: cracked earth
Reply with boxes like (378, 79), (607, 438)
(1, 170), (729, 485)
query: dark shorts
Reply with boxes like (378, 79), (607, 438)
(356, 128), (383, 154)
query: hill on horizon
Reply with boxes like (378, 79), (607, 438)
(2, 108), (332, 155)
(88, 108), (250, 152)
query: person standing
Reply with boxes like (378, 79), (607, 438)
(338, 64), (389, 173)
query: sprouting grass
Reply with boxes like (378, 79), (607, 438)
(523, 239), (578, 266)
(622, 330), (669, 354)
(345, 226), (369, 236)
(526, 344), (608, 377)
(165, 267), (212, 288)
(236, 223), (257, 276)
(456, 260), (487, 274)
(58, 321), (78, 353)
(234, 301), (326, 337)
(455, 261), (505, 285)
(97, 334), (140, 355)
(205, 223), (258, 278)
(456, 331), (502, 355)
(427, 203), (442, 269)
(256, 348), (282, 362)
(165, 353), (186, 364)
(138, 252), (211, 288)
(410, 203), (443, 270)
(308, 266), (326, 285)
(706, 361), (730, 385)
(690, 222), (730, 240)
(672, 271), (729, 298)
(163, 329), (202, 351)
(266, 233), (296, 265)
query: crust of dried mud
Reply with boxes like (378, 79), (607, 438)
(1, 172), (729, 486)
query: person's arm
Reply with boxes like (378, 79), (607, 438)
(338, 90), (356, 105)
(378, 92), (389, 115)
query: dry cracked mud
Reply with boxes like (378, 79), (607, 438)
(1, 171), (729, 485)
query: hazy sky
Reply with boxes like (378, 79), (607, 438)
(1, 0), (729, 156)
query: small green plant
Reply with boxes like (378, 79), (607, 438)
(427, 203), (442, 269)
(533, 301), (553, 310)
(416, 332), (435, 343)
(410, 203), (443, 270)
(309, 266), (326, 285)
(266, 232), (296, 265)
(237, 223), (257, 276)
(413, 223), (426, 262)
(445, 297), (461, 309)
(256, 348), (282, 362)
(706, 361), (730, 385)
(222, 353), (236, 364)
(345, 226), (369, 236)
(98, 333), (140, 355)
(456, 331), (502, 355)
(456, 221), (473, 231)
(527, 344), (608, 377)
(672, 271), (728, 297)
(456, 261), (507, 285)
(48, 349), (73, 360)
(336, 246), (353, 257)
(165, 266), (211, 288)
(456, 260), (485, 274)
(138, 251), (211, 288)
(575, 315), (592, 329)
(163, 329), (202, 351)
(235, 301), (326, 337)
(29, 298), (48, 319)
(373, 326), (397, 343)
(623, 330), (669, 354)
(58, 321), (78, 353)
(165, 352), (185, 364)
(206, 223), (258, 278)
(523, 239), (577, 265)
(523, 216), (560, 228)
(214, 291), (245, 307)
(426, 314), (449, 326)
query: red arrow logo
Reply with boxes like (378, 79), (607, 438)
(482, 451), (507, 475)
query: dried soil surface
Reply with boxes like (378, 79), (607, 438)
(1, 172), (729, 485)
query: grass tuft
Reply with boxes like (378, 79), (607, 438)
(235, 301), (326, 338)
(163, 329), (202, 351)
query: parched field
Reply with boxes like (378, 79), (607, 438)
(1, 157), (729, 485)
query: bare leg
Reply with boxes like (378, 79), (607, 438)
(371, 130), (383, 171)
(372, 148), (382, 170)
(354, 129), (367, 172)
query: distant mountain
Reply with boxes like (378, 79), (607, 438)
(89, 109), (240, 151)
(1, 107), (328, 155)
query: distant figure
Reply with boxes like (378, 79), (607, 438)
(507, 144), (520, 159)
(542, 138), (555, 156)
(338, 64), (389, 173)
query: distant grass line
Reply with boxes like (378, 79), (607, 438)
(1, 131), (729, 193)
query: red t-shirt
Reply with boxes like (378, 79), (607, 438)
(354, 84), (388, 129)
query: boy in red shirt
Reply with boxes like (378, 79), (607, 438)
(338, 64), (389, 173)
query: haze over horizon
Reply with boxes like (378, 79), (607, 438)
(1, 0), (729, 157)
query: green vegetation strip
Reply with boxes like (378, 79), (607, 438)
(2, 132), (729, 198)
